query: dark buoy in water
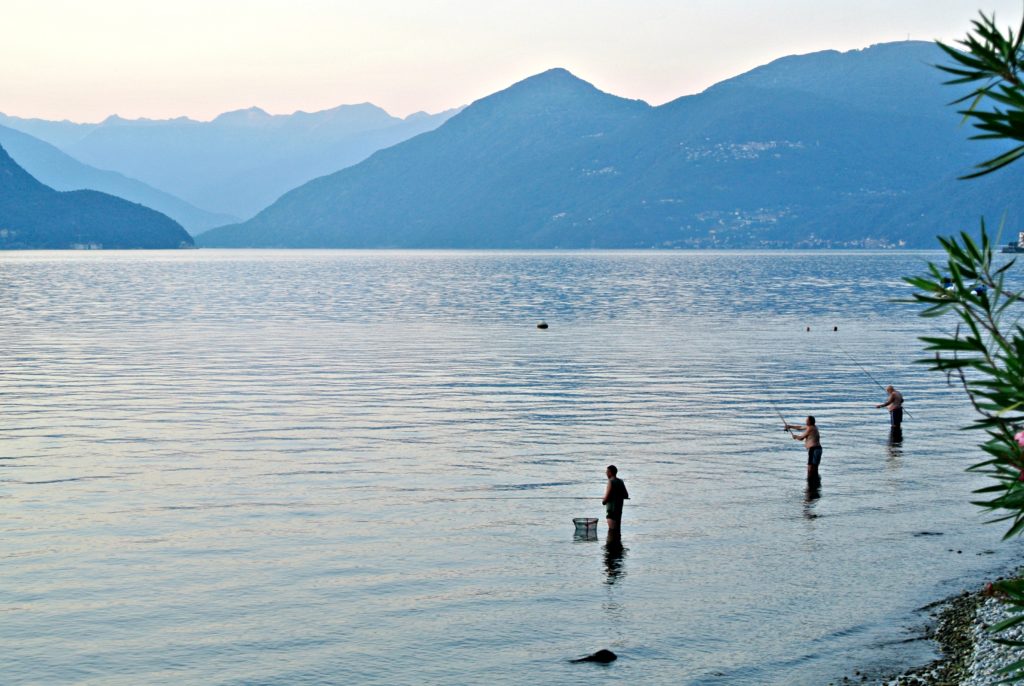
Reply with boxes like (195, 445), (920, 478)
(537, 321), (549, 329)
(833, 326), (838, 332)
(806, 326), (810, 332)
(571, 649), (617, 663)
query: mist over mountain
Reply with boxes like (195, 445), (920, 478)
(199, 41), (1021, 249)
(0, 105), (460, 219)
(0, 125), (236, 232)
(0, 144), (193, 249)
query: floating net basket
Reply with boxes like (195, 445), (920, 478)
(573, 517), (598, 535)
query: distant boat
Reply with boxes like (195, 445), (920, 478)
(1001, 231), (1024, 253)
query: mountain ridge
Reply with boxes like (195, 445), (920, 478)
(0, 124), (236, 232)
(198, 41), (1018, 249)
(0, 103), (462, 218)
(0, 144), (194, 249)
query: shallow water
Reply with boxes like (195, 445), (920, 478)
(1, 249), (1018, 685)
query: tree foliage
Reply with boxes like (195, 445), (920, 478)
(910, 7), (1024, 681)
(938, 9), (1024, 177)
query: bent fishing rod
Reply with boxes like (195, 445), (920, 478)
(767, 395), (796, 436)
(834, 342), (914, 420)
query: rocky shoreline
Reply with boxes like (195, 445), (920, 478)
(878, 589), (982, 686)
(846, 572), (1024, 686)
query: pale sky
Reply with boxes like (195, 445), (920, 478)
(2, 0), (1021, 122)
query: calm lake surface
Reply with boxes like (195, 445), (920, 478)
(2, 249), (1020, 685)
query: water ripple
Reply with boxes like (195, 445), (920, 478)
(1, 250), (1019, 686)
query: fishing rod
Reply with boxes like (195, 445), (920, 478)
(834, 342), (915, 420)
(767, 394), (796, 436)
(445, 496), (599, 502)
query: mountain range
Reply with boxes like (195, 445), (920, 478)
(199, 41), (1024, 249)
(0, 144), (192, 249)
(0, 124), (235, 232)
(0, 104), (460, 219)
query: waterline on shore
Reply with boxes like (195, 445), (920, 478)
(878, 566), (1024, 686)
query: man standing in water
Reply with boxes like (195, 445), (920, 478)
(603, 465), (629, 537)
(876, 385), (904, 430)
(785, 416), (822, 481)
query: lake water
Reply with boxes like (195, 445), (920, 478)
(2, 249), (1020, 685)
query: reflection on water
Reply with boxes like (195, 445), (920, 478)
(2, 250), (1022, 686)
(574, 529), (599, 542)
(803, 479), (822, 520)
(604, 536), (627, 585)
(888, 427), (905, 462)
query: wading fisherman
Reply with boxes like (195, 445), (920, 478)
(785, 416), (822, 481)
(602, 465), (629, 537)
(876, 385), (904, 430)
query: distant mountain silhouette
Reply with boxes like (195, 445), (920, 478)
(199, 41), (1021, 249)
(0, 104), (460, 219)
(0, 125), (236, 233)
(0, 144), (193, 249)
(0, 115), (99, 150)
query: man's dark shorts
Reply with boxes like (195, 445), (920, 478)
(807, 447), (822, 466)
(605, 501), (623, 522)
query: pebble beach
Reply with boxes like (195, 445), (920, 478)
(871, 571), (1024, 686)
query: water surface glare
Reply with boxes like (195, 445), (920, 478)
(1, 249), (1017, 685)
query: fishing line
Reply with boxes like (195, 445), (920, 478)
(764, 385), (796, 436)
(834, 342), (887, 392)
(447, 496), (597, 501)
(755, 345), (798, 438)
(833, 340), (915, 420)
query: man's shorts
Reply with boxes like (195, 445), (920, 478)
(807, 447), (822, 466)
(605, 502), (623, 521)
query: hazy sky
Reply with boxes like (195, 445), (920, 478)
(2, 0), (1021, 122)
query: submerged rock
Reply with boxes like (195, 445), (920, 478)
(571, 649), (617, 663)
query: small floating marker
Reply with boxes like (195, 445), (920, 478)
(833, 326), (838, 332)
(806, 326), (810, 332)
(537, 321), (549, 329)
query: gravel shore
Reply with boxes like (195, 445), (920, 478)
(960, 594), (1024, 686)
(861, 574), (1024, 686)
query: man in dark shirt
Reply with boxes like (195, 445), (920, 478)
(603, 465), (629, 536)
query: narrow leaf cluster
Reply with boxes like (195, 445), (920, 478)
(912, 8), (1024, 681)
(938, 10), (1024, 177)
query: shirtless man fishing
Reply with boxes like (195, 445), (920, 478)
(785, 416), (822, 481)
(876, 385), (904, 430)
